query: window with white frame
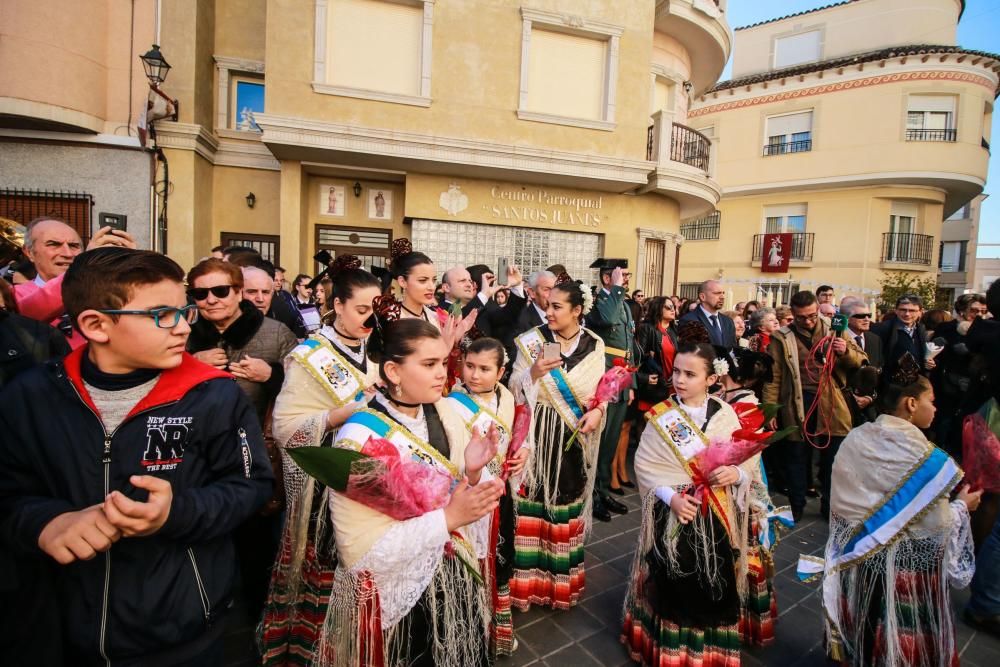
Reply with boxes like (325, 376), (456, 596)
(214, 56), (266, 134)
(773, 30), (822, 69)
(517, 8), (622, 131)
(313, 0), (433, 107)
(939, 241), (967, 272)
(764, 111), (812, 156)
(906, 95), (957, 141)
(763, 203), (810, 260)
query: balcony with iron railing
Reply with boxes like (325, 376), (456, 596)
(643, 110), (720, 219)
(906, 128), (957, 142)
(882, 232), (935, 268)
(680, 212), (720, 240)
(763, 139), (812, 156)
(647, 122), (712, 172)
(752, 233), (815, 264)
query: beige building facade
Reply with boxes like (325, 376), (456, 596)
(150, 0), (730, 291)
(680, 0), (997, 305)
(0, 0), (157, 250)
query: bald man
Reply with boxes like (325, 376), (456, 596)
(438, 266), (476, 311)
(15, 218), (135, 348)
(678, 279), (737, 350)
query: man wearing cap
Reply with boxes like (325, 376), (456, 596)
(871, 293), (932, 382)
(586, 259), (635, 521)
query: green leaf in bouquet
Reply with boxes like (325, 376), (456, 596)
(285, 447), (368, 491)
(758, 402), (783, 422)
(450, 299), (464, 319)
(765, 426), (798, 444)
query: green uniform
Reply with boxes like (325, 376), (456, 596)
(586, 285), (636, 498)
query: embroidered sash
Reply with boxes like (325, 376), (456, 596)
(290, 335), (367, 407)
(444, 389), (511, 468)
(335, 409), (479, 565)
(515, 327), (587, 429)
(797, 446), (962, 582)
(646, 399), (734, 537)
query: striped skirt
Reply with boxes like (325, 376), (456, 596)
(738, 550), (777, 647)
(260, 536), (336, 666)
(622, 583), (741, 667)
(510, 497), (586, 611)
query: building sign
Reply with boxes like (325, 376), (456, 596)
(761, 232), (792, 273)
(483, 186), (604, 227)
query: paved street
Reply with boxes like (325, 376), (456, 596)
(226, 482), (1000, 666)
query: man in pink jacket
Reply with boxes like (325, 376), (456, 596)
(14, 218), (136, 349)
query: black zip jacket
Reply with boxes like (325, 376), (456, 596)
(0, 346), (274, 665)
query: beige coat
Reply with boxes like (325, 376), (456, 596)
(762, 318), (866, 439)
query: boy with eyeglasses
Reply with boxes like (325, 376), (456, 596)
(0, 248), (273, 665)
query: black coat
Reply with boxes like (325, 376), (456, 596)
(871, 318), (928, 382)
(678, 307), (737, 351)
(0, 348), (273, 664)
(0, 310), (70, 390)
(634, 322), (677, 406)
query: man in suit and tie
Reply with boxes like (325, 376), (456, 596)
(678, 279), (737, 351)
(515, 270), (555, 334)
(840, 296), (882, 423)
(465, 263), (527, 343)
(587, 259), (635, 522)
(439, 266), (477, 313)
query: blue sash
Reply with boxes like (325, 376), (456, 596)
(549, 368), (585, 419)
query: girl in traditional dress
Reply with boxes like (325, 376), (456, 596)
(390, 239), (440, 327)
(445, 337), (530, 657)
(509, 280), (607, 611)
(261, 258), (382, 665)
(717, 347), (783, 648)
(812, 358), (981, 667)
(321, 318), (504, 667)
(623, 341), (759, 667)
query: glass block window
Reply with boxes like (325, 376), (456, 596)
(411, 219), (601, 285)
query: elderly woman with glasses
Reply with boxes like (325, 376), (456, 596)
(184, 257), (299, 626)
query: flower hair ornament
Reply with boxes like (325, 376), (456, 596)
(580, 285), (594, 316)
(712, 357), (730, 377)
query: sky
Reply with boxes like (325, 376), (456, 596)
(720, 0), (1000, 258)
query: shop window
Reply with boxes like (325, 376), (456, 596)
(314, 0), (433, 107)
(517, 8), (622, 131)
(773, 29), (822, 69)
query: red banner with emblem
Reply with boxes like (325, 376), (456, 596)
(761, 233), (792, 273)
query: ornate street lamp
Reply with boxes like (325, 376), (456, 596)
(140, 44), (172, 87)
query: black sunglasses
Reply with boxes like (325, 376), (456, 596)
(188, 285), (235, 301)
(850, 313), (872, 319)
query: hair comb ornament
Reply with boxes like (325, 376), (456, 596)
(677, 320), (712, 345)
(329, 254), (361, 277)
(890, 352), (922, 386)
(555, 271), (574, 286)
(390, 238), (413, 262)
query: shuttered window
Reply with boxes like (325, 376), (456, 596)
(527, 29), (607, 121)
(326, 0), (423, 97)
(773, 30), (821, 68)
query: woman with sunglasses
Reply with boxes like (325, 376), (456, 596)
(261, 257), (383, 666)
(185, 257), (299, 624)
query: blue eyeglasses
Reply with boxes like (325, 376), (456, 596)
(98, 304), (199, 329)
